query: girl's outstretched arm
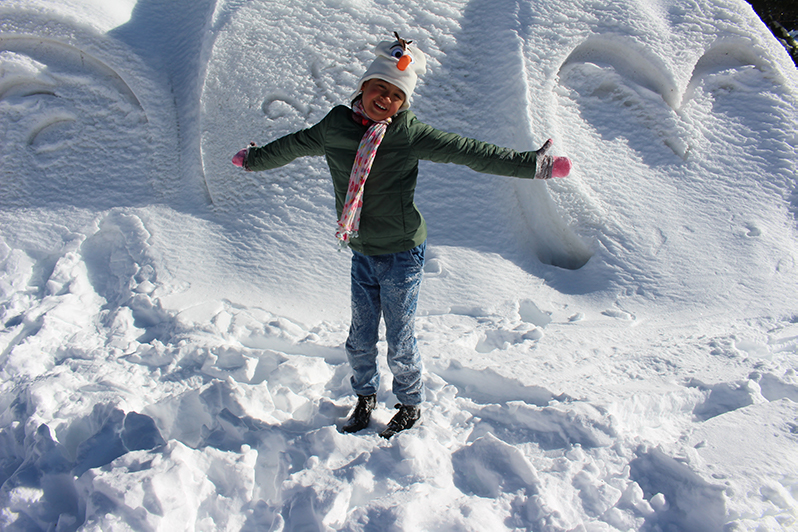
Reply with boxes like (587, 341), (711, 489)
(231, 112), (330, 172)
(232, 142), (256, 170)
(408, 116), (571, 179)
(533, 139), (572, 179)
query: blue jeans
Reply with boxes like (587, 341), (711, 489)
(346, 242), (426, 405)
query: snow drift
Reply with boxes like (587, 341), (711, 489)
(1, 0), (797, 530)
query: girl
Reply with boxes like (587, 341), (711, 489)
(232, 33), (571, 438)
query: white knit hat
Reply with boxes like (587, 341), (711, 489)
(351, 33), (427, 110)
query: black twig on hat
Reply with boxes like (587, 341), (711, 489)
(393, 32), (412, 50)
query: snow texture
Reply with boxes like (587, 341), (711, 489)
(1, 0), (797, 530)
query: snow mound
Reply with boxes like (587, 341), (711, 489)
(1, 0), (797, 530)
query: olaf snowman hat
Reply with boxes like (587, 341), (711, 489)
(352, 33), (427, 110)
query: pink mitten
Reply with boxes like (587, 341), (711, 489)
(534, 139), (572, 179)
(232, 148), (247, 167)
(536, 138), (553, 156)
(552, 156), (572, 178)
(232, 142), (257, 169)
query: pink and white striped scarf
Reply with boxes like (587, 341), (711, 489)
(336, 100), (392, 246)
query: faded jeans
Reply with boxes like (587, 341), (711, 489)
(346, 242), (426, 406)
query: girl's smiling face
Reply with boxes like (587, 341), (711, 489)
(360, 79), (405, 121)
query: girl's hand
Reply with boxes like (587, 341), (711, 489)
(552, 156), (572, 178)
(232, 142), (257, 170)
(535, 139), (572, 179)
(232, 149), (247, 167)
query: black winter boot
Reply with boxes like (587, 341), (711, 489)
(342, 394), (377, 433)
(379, 404), (421, 439)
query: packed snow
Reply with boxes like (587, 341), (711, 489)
(1, 0), (797, 529)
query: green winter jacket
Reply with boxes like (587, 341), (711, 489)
(246, 105), (542, 256)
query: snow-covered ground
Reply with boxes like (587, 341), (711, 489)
(1, 0), (797, 530)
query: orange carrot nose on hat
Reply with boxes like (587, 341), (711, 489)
(352, 32), (427, 110)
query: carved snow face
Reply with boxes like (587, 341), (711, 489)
(0, 27), (175, 209)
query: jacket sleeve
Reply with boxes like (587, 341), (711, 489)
(245, 118), (327, 171)
(407, 116), (539, 179)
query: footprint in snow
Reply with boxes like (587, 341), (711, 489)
(475, 325), (543, 353)
(473, 300), (552, 353)
(466, 400), (614, 450)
